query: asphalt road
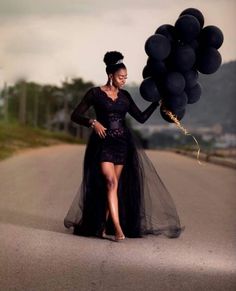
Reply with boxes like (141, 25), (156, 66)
(0, 144), (235, 291)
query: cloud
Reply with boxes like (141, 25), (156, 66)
(0, 0), (177, 17)
(4, 27), (58, 56)
(0, 0), (90, 16)
(0, 0), (235, 86)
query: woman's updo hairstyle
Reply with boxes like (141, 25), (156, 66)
(103, 51), (126, 75)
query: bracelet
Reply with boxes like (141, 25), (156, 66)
(90, 119), (97, 128)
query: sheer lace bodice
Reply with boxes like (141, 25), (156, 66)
(70, 86), (159, 164)
(70, 86), (159, 131)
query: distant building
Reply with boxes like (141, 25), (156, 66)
(132, 124), (180, 138)
(214, 133), (236, 148)
(133, 123), (236, 149)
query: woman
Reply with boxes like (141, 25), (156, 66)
(63, 51), (185, 241)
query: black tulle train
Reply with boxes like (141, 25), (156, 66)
(63, 126), (185, 239)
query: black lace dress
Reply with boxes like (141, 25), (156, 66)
(63, 86), (185, 238)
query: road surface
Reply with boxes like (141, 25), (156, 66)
(0, 144), (235, 291)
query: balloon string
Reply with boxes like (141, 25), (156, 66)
(159, 100), (203, 165)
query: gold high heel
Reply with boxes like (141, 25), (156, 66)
(101, 229), (107, 238)
(98, 222), (107, 239)
(114, 233), (126, 241)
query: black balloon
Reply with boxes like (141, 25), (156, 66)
(145, 34), (171, 61)
(155, 78), (166, 96)
(196, 47), (222, 74)
(143, 8), (223, 123)
(163, 54), (175, 71)
(185, 83), (202, 104)
(175, 15), (201, 42)
(139, 77), (161, 102)
(155, 24), (178, 42)
(200, 25), (224, 49)
(183, 70), (199, 88)
(170, 43), (196, 72)
(160, 104), (186, 123)
(165, 72), (186, 95)
(180, 8), (204, 28)
(163, 91), (188, 111)
(147, 57), (168, 77)
(142, 65), (152, 79)
(189, 39), (200, 51)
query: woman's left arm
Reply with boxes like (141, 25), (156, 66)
(126, 91), (159, 123)
(70, 88), (94, 127)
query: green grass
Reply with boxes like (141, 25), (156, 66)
(0, 121), (82, 161)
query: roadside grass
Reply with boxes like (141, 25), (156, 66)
(0, 121), (82, 161)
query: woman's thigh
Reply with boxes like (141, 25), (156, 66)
(114, 164), (124, 180)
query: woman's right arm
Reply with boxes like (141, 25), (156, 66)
(126, 90), (159, 123)
(70, 88), (94, 127)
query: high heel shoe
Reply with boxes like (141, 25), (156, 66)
(101, 229), (107, 238)
(98, 223), (107, 239)
(114, 234), (126, 241)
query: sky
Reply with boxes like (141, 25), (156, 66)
(0, 0), (235, 87)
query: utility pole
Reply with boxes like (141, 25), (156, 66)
(64, 77), (69, 133)
(3, 82), (8, 122)
(33, 87), (39, 128)
(19, 81), (27, 125)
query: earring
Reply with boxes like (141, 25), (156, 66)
(109, 78), (112, 86)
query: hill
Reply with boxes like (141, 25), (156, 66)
(126, 61), (236, 133)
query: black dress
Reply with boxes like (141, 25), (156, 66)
(63, 86), (185, 238)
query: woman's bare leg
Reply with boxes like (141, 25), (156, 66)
(103, 164), (124, 234)
(114, 164), (124, 181)
(100, 162), (124, 237)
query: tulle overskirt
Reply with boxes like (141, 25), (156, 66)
(63, 127), (185, 238)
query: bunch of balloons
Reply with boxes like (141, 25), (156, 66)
(140, 8), (224, 123)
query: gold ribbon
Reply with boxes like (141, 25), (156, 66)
(159, 100), (204, 165)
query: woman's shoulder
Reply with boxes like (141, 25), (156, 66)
(119, 88), (131, 98)
(85, 86), (98, 92)
(87, 86), (102, 95)
(84, 86), (100, 97)
(81, 87), (99, 104)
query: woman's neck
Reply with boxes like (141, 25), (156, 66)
(104, 83), (119, 92)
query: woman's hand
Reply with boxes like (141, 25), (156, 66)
(92, 120), (107, 139)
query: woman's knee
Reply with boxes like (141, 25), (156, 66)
(100, 162), (118, 191)
(105, 175), (118, 191)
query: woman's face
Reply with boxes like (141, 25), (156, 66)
(111, 68), (128, 88)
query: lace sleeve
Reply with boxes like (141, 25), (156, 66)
(126, 90), (159, 123)
(70, 88), (94, 127)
